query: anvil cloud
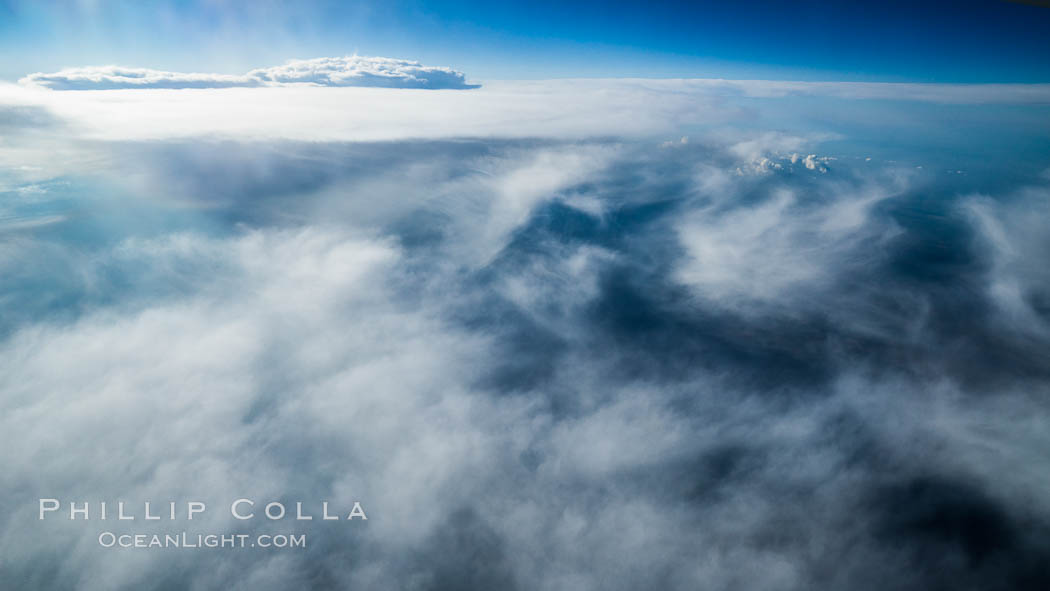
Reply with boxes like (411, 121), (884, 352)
(19, 55), (478, 90)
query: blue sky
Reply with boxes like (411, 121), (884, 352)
(2, 0), (1050, 82)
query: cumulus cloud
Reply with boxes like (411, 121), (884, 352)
(19, 56), (478, 90)
(246, 56), (478, 89)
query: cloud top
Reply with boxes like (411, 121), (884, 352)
(247, 56), (477, 89)
(20, 56), (479, 90)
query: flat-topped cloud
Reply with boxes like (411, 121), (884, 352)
(246, 56), (477, 89)
(20, 56), (478, 90)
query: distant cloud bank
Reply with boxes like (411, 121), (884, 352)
(20, 56), (479, 90)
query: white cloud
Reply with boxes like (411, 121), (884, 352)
(20, 56), (477, 90)
(966, 187), (1050, 339)
(692, 78), (1050, 104)
(20, 66), (256, 90)
(724, 133), (839, 175)
(674, 180), (897, 310)
(3, 62), (1050, 589)
(246, 56), (477, 89)
(1, 75), (1048, 147)
(728, 132), (810, 162)
(0, 226), (507, 589)
(0, 80), (729, 142)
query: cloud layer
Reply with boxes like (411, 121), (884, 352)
(2, 79), (1050, 590)
(19, 56), (478, 90)
(3, 78), (1048, 147)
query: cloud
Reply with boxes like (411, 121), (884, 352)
(3, 74), (1050, 590)
(674, 184), (893, 308)
(4, 135), (1050, 589)
(19, 56), (478, 90)
(0, 81), (732, 143)
(0, 104), (61, 131)
(965, 187), (1050, 339)
(246, 56), (478, 89)
(3, 77), (1046, 149)
(692, 78), (1050, 104)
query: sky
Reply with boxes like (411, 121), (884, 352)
(2, 3), (1050, 591)
(2, 0), (1050, 82)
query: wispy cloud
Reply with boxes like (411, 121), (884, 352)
(4, 135), (1050, 590)
(3, 69), (1050, 590)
